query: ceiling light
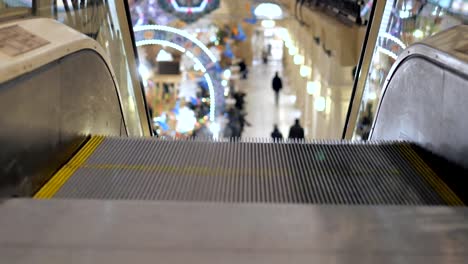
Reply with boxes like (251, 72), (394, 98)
(300, 65), (311, 77)
(261, 20), (276, 28)
(254, 3), (283, 19)
(306, 81), (321, 96)
(413, 29), (424, 39)
(294, 54), (304, 65)
(289, 46), (298, 56)
(315, 96), (326, 112)
(223, 69), (231, 79)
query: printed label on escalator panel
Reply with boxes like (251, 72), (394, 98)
(0, 25), (49, 57)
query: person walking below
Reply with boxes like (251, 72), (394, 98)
(262, 48), (268, 64)
(288, 119), (305, 140)
(271, 124), (283, 141)
(272, 72), (283, 106)
(238, 59), (248, 79)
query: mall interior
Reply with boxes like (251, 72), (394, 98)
(1, 0), (468, 262)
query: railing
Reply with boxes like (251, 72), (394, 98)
(295, 0), (369, 25)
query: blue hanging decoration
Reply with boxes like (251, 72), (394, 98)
(214, 64), (223, 73)
(158, 121), (170, 131)
(234, 23), (246, 41)
(190, 96), (199, 106)
(154, 114), (170, 131)
(198, 79), (209, 90)
(172, 100), (181, 115)
(243, 6), (257, 24)
(223, 42), (234, 59)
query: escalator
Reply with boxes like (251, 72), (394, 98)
(34, 136), (465, 205)
(1, 19), (468, 263)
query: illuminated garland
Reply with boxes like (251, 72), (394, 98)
(157, 0), (220, 23)
(134, 24), (224, 122)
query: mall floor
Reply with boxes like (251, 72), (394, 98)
(240, 59), (301, 139)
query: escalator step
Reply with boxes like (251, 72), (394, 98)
(37, 137), (462, 205)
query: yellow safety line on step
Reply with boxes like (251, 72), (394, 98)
(34, 136), (105, 199)
(399, 144), (464, 206)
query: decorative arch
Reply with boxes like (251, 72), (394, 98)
(133, 25), (223, 122)
(157, 0), (221, 23)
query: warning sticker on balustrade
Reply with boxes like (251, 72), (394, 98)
(0, 25), (49, 57)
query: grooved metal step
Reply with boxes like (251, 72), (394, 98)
(39, 137), (457, 205)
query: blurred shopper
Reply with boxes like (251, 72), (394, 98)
(233, 91), (246, 110)
(272, 72), (283, 106)
(238, 59), (248, 79)
(262, 48), (268, 64)
(225, 108), (242, 138)
(238, 111), (251, 135)
(271, 124), (283, 141)
(288, 119), (304, 139)
(224, 107), (251, 138)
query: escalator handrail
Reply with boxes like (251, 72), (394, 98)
(0, 18), (118, 85)
(369, 25), (468, 139)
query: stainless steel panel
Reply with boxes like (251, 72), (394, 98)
(31, 0), (151, 136)
(0, 199), (468, 263)
(371, 38), (468, 168)
(59, 51), (124, 136)
(372, 58), (445, 142)
(441, 71), (468, 167)
(0, 50), (125, 197)
(349, 11), (466, 140)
